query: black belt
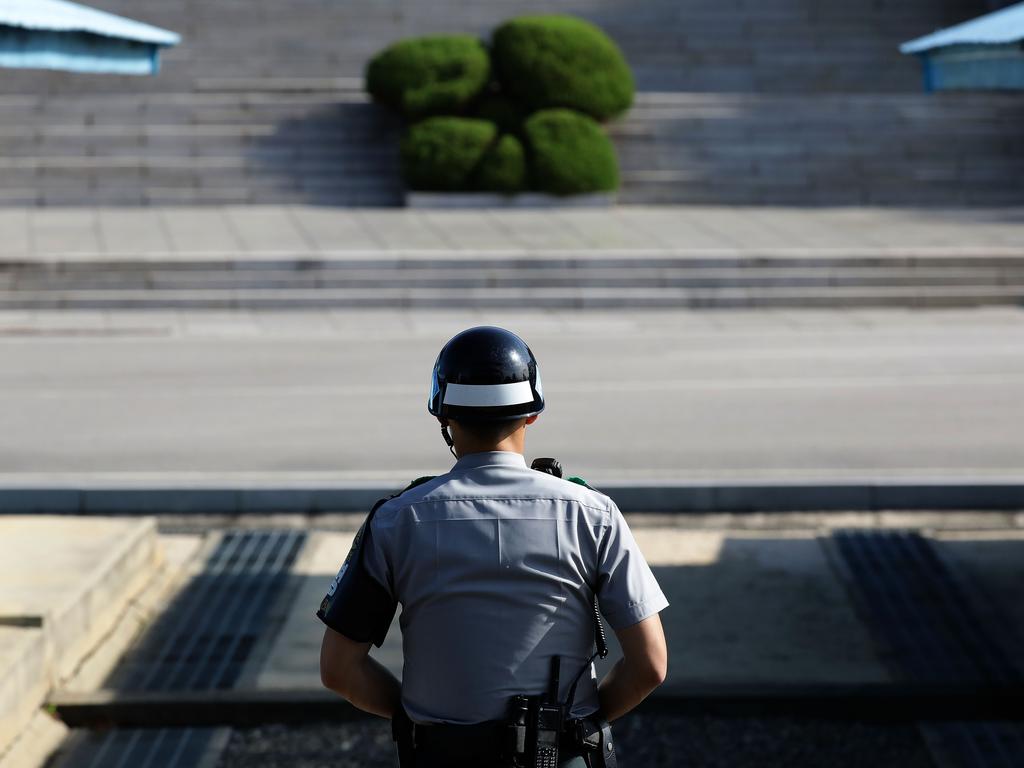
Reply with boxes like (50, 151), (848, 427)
(412, 718), (588, 756)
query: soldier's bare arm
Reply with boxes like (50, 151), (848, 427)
(320, 626), (402, 719)
(597, 613), (668, 722)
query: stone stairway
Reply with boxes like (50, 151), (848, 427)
(2, 85), (1019, 207)
(1, 0), (1017, 207)
(614, 92), (1024, 206)
(0, 0), (983, 95)
(0, 85), (404, 206)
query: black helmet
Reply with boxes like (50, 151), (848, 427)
(428, 326), (544, 422)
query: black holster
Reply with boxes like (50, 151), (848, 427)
(571, 716), (617, 768)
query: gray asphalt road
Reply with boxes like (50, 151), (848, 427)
(1, 308), (1023, 484)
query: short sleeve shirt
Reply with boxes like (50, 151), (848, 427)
(323, 450), (668, 724)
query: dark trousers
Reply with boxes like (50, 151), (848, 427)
(410, 749), (588, 768)
(407, 725), (590, 768)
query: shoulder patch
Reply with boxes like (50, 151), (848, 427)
(567, 475), (595, 490)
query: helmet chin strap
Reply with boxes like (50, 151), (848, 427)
(440, 420), (457, 459)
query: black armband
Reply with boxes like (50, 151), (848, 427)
(316, 499), (397, 647)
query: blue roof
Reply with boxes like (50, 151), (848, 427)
(0, 0), (179, 46)
(901, 2), (1024, 54)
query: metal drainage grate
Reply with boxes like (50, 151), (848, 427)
(51, 530), (305, 768)
(830, 529), (1024, 768)
(50, 728), (225, 768)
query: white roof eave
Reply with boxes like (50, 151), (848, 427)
(0, 0), (180, 47)
(900, 1), (1024, 54)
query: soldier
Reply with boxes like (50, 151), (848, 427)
(318, 326), (668, 767)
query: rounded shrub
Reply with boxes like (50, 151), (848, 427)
(365, 35), (490, 118)
(400, 117), (497, 191)
(474, 134), (527, 193)
(523, 109), (619, 195)
(474, 94), (529, 136)
(491, 15), (634, 121)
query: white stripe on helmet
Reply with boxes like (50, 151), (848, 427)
(443, 381), (534, 407)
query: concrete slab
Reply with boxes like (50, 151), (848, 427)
(27, 210), (100, 256)
(0, 516), (161, 680)
(158, 209), (241, 252)
(4, 206), (1023, 261)
(95, 211), (172, 255)
(354, 211), (449, 251)
(0, 628), (48, 761)
(633, 528), (889, 687)
(0, 708), (67, 768)
(0, 212), (29, 258)
(416, 211), (516, 252)
(222, 207), (311, 252)
(287, 208), (382, 251)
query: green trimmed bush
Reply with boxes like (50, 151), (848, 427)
(400, 117), (497, 191)
(491, 15), (634, 120)
(524, 109), (618, 195)
(365, 35), (490, 118)
(474, 134), (527, 193)
(474, 94), (529, 136)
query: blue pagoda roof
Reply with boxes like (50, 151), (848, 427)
(0, 0), (179, 46)
(901, 2), (1024, 54)
(0, 0), (179, 74)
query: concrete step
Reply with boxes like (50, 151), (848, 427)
(2, 285), (1023, 310)
(0, 188), (404, 207)
(9, 252), (1024, 270)
(0, 517), (162, 757)
(7, 267), (1024, 292)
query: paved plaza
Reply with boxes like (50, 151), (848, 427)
(1, 306), (1023, 487)
(2, 205), (1022, 258)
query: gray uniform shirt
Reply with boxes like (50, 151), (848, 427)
(362, 450), (669, 724)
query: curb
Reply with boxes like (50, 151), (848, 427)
(49, 684), (1024, 728)
(2, 480), (1023, 514)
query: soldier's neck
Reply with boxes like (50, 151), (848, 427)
(453, 431), (526, 458)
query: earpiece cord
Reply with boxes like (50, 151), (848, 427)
(441, 425), (457, 459)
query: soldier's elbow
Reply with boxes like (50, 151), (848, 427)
(649, 655), (668, 688)
(320, 658), (350, 696)
(319, 641), (357, 697)
(639, 648), (668, 689)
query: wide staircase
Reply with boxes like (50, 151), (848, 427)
(0, 0), (1020, 206)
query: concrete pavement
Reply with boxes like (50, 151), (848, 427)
(2, 206), (1022, 259)
(1, 307), (1023, 489)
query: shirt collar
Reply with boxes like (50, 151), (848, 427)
(452, 451), (528, 472)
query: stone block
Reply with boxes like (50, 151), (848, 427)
(0, 628), (49, 757)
